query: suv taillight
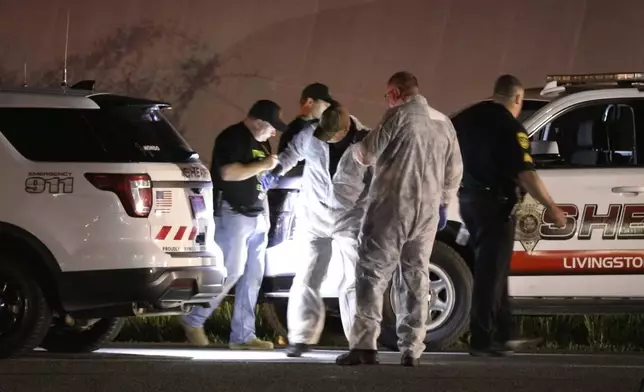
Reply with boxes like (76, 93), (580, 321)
(85, 173), (152, 218)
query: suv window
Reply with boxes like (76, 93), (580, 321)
(0, 106), (197, 163)
(517, 99), (549, 123)
(530, 99), (644, 168)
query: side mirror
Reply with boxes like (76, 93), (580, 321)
(530, 141), (560, 164)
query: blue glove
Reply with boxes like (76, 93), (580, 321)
(259, 173), (280, 192)
(438, 205), (447, 231)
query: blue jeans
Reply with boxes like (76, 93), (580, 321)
(181, 202), (268, 345)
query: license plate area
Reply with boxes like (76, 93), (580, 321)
(189, 195), (207, 219)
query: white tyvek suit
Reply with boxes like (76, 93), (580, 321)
(349, 95), (463, 359)
(278, 117), (370, 344)
(329, 142), (373, 339)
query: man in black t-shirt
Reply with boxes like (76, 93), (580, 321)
(179, 100), (287, 350)
(453, 75), (566, 357)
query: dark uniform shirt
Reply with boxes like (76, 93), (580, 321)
(210, 122), (272, 216)
(451, 101), (535, 204)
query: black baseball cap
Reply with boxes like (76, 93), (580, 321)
(301, 83), (334, 104)
(248, 99), (288, 132)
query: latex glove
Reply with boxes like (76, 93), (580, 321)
(259, 172), (280, 192)
(438, 205), (447, 231)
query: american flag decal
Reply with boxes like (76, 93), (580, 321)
(155, 190), (172, 213)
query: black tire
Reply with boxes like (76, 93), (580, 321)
(0, 261), (52, 359)
(379, 241), (473, 352)
(40, 317), (125, 353)
(259, 299), (288, 342)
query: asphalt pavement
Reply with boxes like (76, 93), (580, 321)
(0, 345), (643, 392)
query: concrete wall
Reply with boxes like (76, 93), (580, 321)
(1, 0), (643, 164)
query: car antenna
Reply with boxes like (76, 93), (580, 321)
(61, 7), (70, 89)
(22, 60), (27, 88)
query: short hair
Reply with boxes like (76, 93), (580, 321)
(493, 74), (523, 102)
(313, 101), (351, 142)
(387, 71), (419, 95)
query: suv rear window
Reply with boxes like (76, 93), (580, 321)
(0, 104), (197, 163)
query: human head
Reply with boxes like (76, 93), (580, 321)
(299, 83), (334, 119)
(384, 71), (419, 108)
(314, 102), (351, 144)
(246, 99), (288, 142)
(492, 74), (524, 118)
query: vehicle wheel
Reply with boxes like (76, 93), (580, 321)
(259, 299), (288, 343)
(40, 317), (125, 353)
(0, 261), (53, 359)
(379, 241), (472, 352)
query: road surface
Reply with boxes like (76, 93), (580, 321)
(0, 346), (643, 392)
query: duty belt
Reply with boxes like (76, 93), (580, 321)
(459, 182), (509, 202)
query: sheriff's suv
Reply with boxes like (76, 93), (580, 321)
(261, 72), (644, 351)
(0, 82), (226, 358)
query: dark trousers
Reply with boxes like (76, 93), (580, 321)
(459, 190), (517, 349)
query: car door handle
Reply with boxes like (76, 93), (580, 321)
(611, 186), (644, 195)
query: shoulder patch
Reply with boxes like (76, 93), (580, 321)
(523, 152), (533, 163)
(517, 131), (530, 150)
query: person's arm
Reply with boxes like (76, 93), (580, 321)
(501, 124), (558, 209)
(221, 160), (273, 181)
(441, 121), (464, 207)
(354, 109), (398, 166)
(214, 132), (273, 181)
(275, 125), (311, 175)
(518, 170), (557, 208)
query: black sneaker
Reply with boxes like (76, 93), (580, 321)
(335, 349), (379, 366)
(400, 354), (420, 367)
(285, 343), (311, 358)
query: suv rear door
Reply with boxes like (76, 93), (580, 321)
(84, 95), (216, 259)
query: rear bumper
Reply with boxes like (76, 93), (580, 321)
(58, 265), (226, 315)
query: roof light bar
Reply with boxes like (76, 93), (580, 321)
(546, 72), (644, 84)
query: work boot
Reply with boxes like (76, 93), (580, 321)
(400, 354), (420, 367)
(229, 338), (274, 350)
(285, 343), (311, 358)
(178, 318), (209, 347)
(335, 349), (379, 366)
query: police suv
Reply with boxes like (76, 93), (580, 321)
(262, 72), (644, 351)
(0, 82), (225, 358)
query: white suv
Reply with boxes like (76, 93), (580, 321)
(0, 83), (225, 358)
(262, 72), (644, 351)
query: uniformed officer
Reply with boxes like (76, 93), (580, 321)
(452, 74), (566, 357)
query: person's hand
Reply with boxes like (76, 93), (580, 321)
(545, 204), (566, 228)
(438, 205), (447, 231)
(259, 172), (280, 192)
(263, 155), (279, 171)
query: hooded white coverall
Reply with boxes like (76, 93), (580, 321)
(278, 117), (371, 344)
(349, 95), (463, 359)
